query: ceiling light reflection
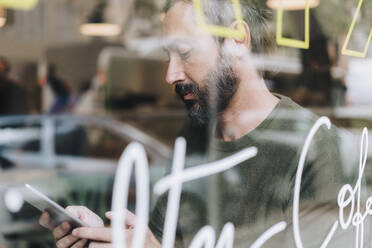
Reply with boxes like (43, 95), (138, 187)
(267, 0), (319, 10)
(80, 23), (121, 37)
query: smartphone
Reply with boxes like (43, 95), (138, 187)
(22, 184), (90, 228)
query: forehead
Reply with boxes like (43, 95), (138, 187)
(163, 1), (211, 44)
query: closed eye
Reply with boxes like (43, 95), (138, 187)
(179, 50), (190, 60)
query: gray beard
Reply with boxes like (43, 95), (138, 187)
(186, 56), (239, 126)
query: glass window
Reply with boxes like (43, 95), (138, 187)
(55, 121), (129, 160)
(0, 120), (42, 152)
(0, 118), (42, 169)
(1, 0), (372, 247)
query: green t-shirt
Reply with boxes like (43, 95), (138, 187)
(149, 94), (358, 247)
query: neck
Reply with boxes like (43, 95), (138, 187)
(215, 70), (279, 142)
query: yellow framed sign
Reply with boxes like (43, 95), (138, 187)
(0, 0), (39, 10)
(341, 0), (371, 58)
(276, 0), (310, 49)
(192, 0), (246, 40)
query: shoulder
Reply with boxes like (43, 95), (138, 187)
(272, 94), (348, 177)
(274, 94), (339, 138)
(279, 94), (359, 183)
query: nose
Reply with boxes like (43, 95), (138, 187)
(165, 56), (186, 85)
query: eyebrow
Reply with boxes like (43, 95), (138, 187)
(162, 39), (191, 52)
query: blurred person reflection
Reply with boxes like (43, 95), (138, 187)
(329, 42), (347, 107)
(293, 23), (339, 107)
(47, 64), (71, 114)
(39, 1), (357, 248)
(68, 79), (101, 115)
(0, 56), (29, 115)
(298, 37), (333, 106)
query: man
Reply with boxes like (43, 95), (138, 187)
(47, 64), (71, 113)
(0, 56), (29, 115)
(39, 0), (354, 247)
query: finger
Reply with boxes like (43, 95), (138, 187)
(67, 206), (104, 227)
(88, 242), (112, 248)
(39, 211), (54, 230)
(105, 209), (136, 228)
(66, 206), (83, 219)
(72, 227), (112, 242)
(124, 229), (133, 246)
(104, 212), (111, 219)
(53, 222), (71, 240)
(71, 239), (88, 248)
(56, 234), (79, 248)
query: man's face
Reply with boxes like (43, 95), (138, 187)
(163, 1), (239, 125)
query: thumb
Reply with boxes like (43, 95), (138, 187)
(105, 211), (112, 219)
(66, 206), (103, 227)
(105, 209), (136, 229)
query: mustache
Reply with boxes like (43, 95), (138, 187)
(175, 83), (202, 98)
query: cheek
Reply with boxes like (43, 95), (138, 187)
(184, 53), (219, 87)
(184, 64), (210, 88)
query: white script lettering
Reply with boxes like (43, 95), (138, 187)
(110, 117), (371, 248)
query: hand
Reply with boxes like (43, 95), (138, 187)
(39, 206), (104, 248)
(72, 209), (161, 248)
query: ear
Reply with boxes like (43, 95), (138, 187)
(227, 20), (251, 50)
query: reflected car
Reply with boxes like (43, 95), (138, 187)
(0, 115), (171, 247)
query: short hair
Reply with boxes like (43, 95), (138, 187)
(164, 0), (274, 53)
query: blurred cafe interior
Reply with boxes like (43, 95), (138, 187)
(0, 0), (372, 247)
